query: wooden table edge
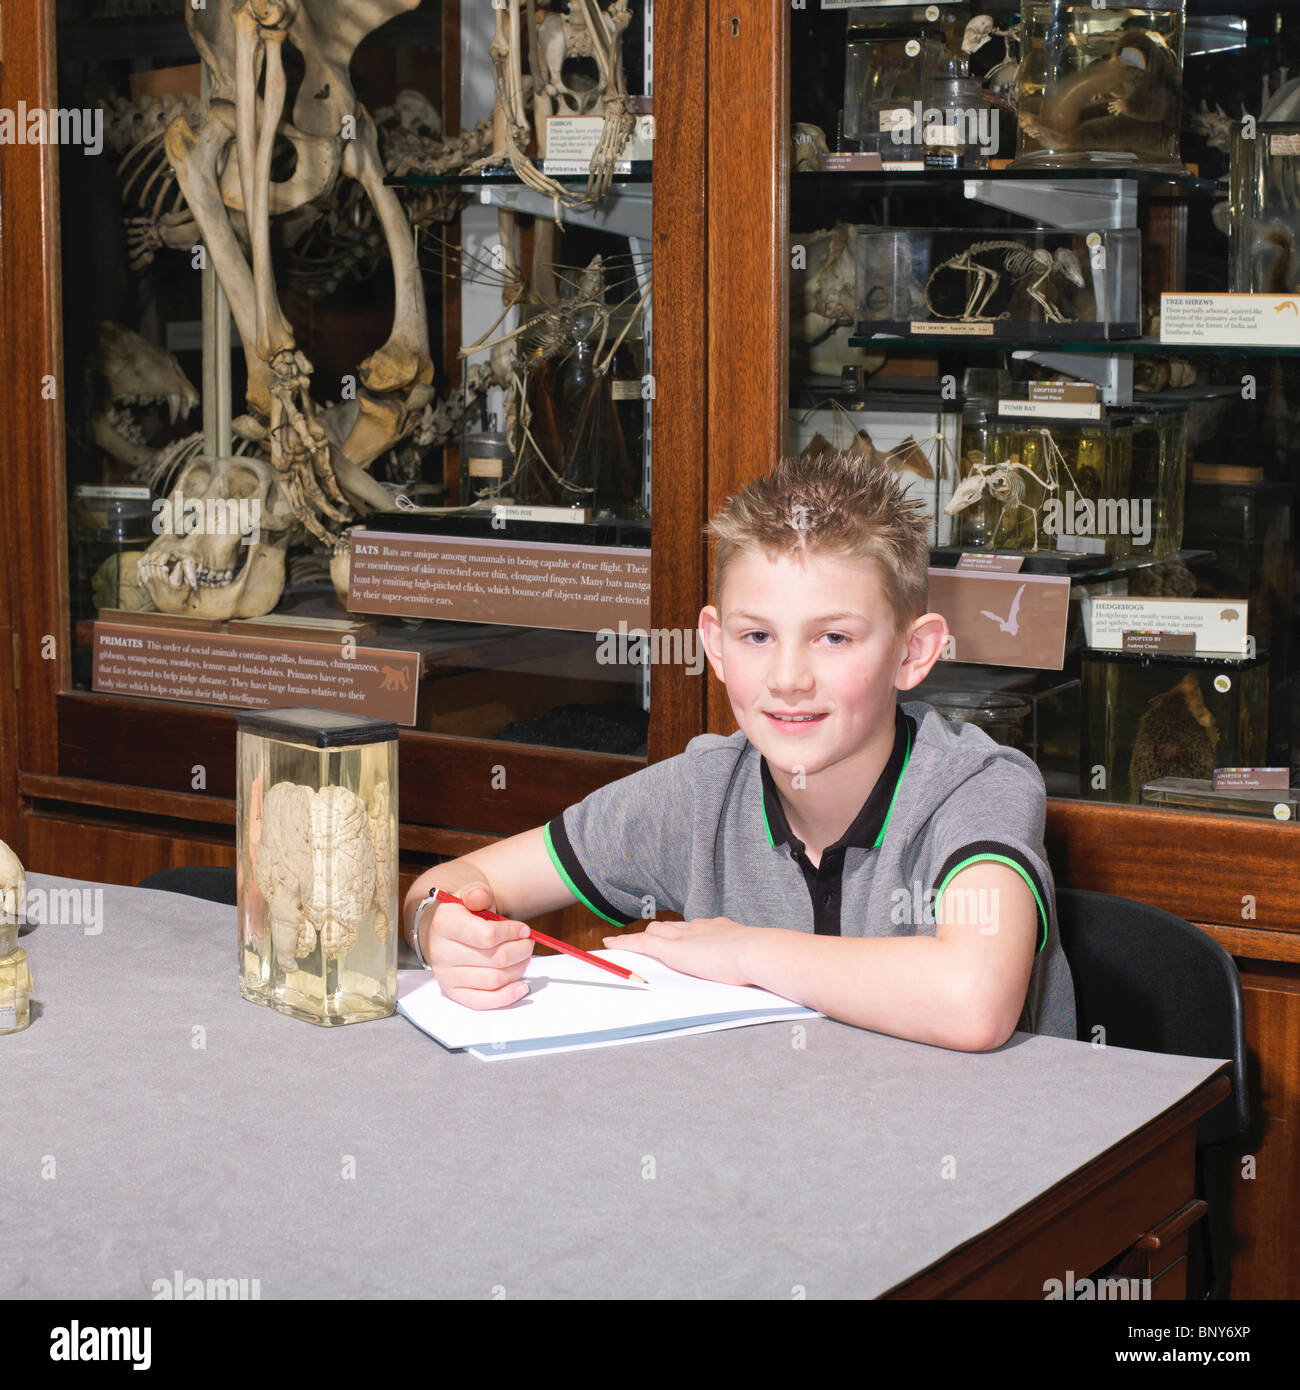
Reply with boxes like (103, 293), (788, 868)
(882, 1067), (1232, 1300)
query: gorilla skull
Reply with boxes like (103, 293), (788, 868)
(139, 454), (296, 618)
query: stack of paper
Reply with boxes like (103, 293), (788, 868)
(396, 950), (819, 1061)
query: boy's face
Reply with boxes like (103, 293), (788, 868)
(698, 548), (946, 777)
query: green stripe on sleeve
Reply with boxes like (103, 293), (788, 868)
(542, 821), (627, 927)
(934, 853), (1049, 954)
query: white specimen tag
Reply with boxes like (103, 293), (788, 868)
(1084, 598), (1249, 654)
(1161, 293), (1300, 347)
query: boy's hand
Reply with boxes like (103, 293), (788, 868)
(603, 917), (761, 988)
(423, 881), (535, 1010)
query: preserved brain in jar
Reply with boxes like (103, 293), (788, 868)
(255, 781), (383, 969)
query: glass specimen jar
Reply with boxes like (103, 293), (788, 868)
(0, 840), (28, 1035)
(237, 707), (399, 1026)
(1013, 1), (1187, 171)
(461, 418), (512, 506)
(0, 920), (31, 1036)
(926, 690), (1033, 750)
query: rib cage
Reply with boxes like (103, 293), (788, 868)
(962, 241), (1051, 274)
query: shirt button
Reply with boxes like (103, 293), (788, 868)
(822, 892), (833, 906)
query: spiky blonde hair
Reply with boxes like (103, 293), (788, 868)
(704, 451), (930, 634)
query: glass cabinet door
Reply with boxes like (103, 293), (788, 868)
(786, 1), (1297, 821)
(56, 0), (658, 758)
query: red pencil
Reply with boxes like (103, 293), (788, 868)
(432, 888), (648, 986)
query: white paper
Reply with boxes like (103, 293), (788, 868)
(467, 1013), (812, 1062)
(397, 949), (817, 1054)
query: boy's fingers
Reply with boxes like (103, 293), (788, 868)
(442, 908), (530, 951)
(601, 931), (665, 959)
(645, 920), (685, 938)
(432, 935), (534, 970)
(439, 961), (531, 994)
(441, 976), (531, 1010)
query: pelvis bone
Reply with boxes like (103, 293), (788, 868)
(139, 454), (296, 618)
(164, 0), (433, 545)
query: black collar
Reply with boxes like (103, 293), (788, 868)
(759, 706), (915, 854)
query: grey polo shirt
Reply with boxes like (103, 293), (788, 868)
(543, 699), (1077, 1041)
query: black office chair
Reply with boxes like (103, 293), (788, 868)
(138, 865), (238, 906)
(1055, 888), (1249, 1301)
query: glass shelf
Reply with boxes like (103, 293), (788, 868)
(849, 334), (1300, 357)
(929, 547), (1214, 584)
(791, 379), (1245, 409)
(386, 163), (653, 189)
(794, 166), (1221, 198)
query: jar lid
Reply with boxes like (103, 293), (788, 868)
(235, 706), (399, 747)
(927, 690), (1031, 718)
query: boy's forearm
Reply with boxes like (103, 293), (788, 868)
(401, 857), (497, 947)
(742, 928), (1002, 1052)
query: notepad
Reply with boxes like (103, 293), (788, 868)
(396, 949), (819, 1061)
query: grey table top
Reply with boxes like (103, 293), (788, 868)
(3, 874), (1226, 1300)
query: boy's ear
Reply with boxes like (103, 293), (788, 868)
(896, 613), (949, 691)
(698, 605), (727, 681)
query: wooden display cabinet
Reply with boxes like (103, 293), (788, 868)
(703, 2), (1298, 1299)
(0, 0), (707, 950)
(0, 0), (1296, 1298)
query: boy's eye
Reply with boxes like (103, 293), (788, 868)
(739, 631), (850, 646)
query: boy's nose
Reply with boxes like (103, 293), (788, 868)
(765, 652), (816, 694)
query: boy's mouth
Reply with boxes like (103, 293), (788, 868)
(764, 711), (827, 730)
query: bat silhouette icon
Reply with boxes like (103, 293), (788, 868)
(979, 583), (1026, 636)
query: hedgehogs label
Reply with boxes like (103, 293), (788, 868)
(1085, 599), (1249, 656)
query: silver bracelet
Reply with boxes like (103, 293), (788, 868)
(408, 894), (439, 970)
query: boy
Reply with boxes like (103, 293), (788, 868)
(403, 452), (1076, 1051)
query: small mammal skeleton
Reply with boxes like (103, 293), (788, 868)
(925, 241), (1086, 324)
(945, 429), (1083, 552)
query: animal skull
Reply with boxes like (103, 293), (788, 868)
(0, 839), (25, 927)
(790, 223), (887, 378)
(89, 321), (199, 476)
(138, 454), (296, 618)
(792, 122), (829, 172)
(962, 15), (996, 55)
